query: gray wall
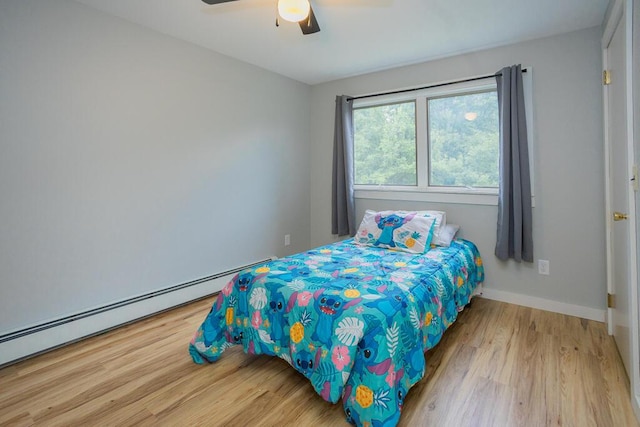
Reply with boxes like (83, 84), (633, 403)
(309, 27), (606, 311)
(0, 0), (311, 333)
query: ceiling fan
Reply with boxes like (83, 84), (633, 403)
(202, 0), (321, 35)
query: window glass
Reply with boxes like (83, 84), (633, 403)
(428, 91), (499, 188)
(353, 101), (416, 186)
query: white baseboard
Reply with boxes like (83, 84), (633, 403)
(479, 287), (606, 322)
(0, 274), (231, 367)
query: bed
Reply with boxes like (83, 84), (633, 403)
(189, 210), (484, 426)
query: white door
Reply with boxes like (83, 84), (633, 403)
(606, 8), (632, 376)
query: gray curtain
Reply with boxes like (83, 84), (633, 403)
(331, 95), (356, 236)
(494, 65), (533, 262)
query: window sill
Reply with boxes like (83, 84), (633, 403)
(354, 188), (536, 207)
(354, 188), (498, 206)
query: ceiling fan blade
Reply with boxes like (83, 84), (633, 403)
(201, 0), (238, 4)
(299, 5), (320, 35)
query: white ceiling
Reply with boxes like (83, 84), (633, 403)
(74, 0), (610, 85)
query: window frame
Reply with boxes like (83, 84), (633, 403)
(352, 69), (534, 206)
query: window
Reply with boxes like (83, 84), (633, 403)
(428, 90), (499, 189)
(352, 72), (533, 205)
(353, 101), (417, 186)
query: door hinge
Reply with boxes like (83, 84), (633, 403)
(603, 70), (611, 85)
(632, 165), (639, 192)
(608, 293), (616, 308)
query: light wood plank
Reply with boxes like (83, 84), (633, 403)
(0, 296), (637, 426)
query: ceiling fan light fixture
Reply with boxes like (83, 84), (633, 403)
(278, 0), (310, 23)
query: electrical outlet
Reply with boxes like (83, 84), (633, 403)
(284, 234), (290, 246)
(538, 259), (550, 275)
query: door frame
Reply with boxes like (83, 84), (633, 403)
(603, 0), (640, 419)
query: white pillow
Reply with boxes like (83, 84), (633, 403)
(432, 223), (460, 247)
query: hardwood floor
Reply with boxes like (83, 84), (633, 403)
(1, 297), (637, 426)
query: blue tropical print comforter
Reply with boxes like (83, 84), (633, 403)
(189, 239), (484, 426)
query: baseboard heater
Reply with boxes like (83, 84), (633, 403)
(0, 257), (273, 367)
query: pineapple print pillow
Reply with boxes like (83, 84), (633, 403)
(354, 210), (437, 254)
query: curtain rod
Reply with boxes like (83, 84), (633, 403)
(347, 69), (527, 101)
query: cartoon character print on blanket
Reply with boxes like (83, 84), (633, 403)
(363, 284), (409, 321)
(266, 283), (288, 343)
(202, 309), (226, 347)
(311, 288), (361, 347)
(294, 349), (324, 379)
(235, 273), (252, 317)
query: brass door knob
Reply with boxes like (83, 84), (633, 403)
(613, 212), (628, 221)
